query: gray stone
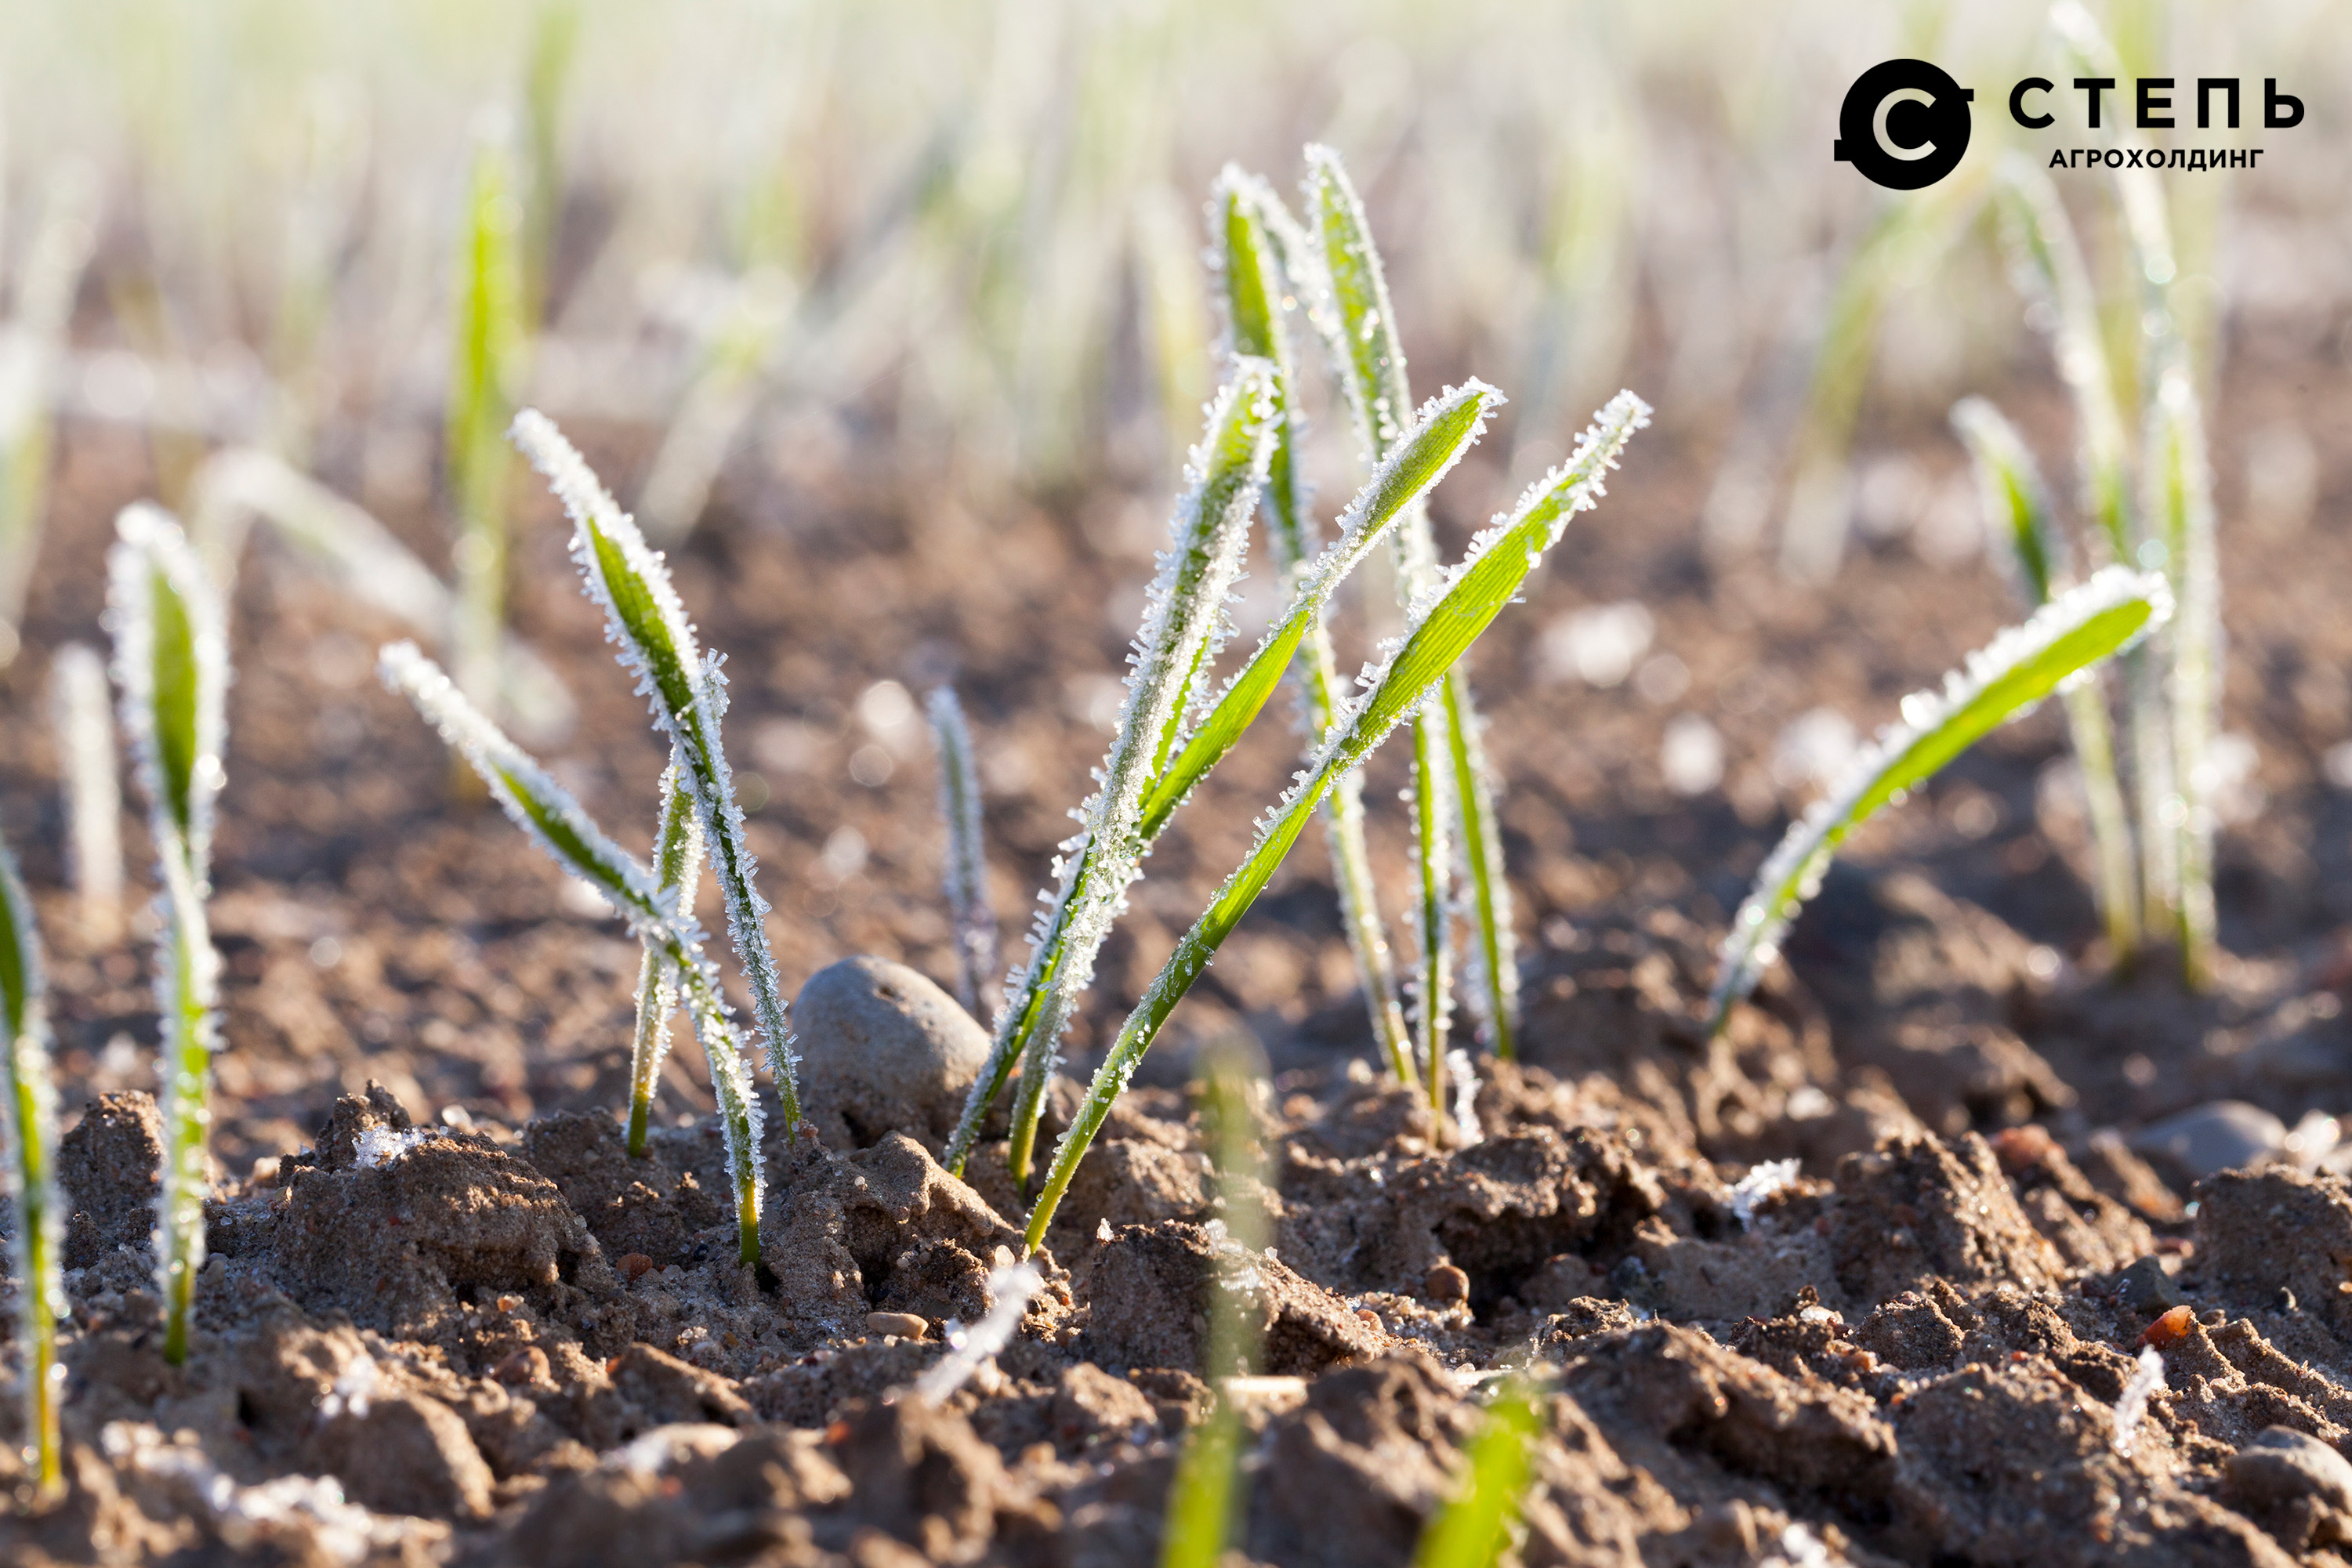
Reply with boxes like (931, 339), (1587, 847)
(2227, 1426), (2352, 1514)
(794, 956), (991, 1151)
(2130, 1100), (2284, 1182)
(2112, 1254), (2187, 1315)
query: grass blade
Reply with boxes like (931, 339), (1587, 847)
(1707, 566), (2174, 1037)
(1158, 1040), (1267, 1568)
(942, 377), (1499, 1176)
(1024, 392), (1648, 1251)
(625, 765), (705, 1157)
(1413, 1376), (1546, 1568)
(2145, 364), (2220, 986)
(995, 360), (1277, 1187)
(1213, 166), (1412, 1080)
(1301, 145), (1515, 1102)
(511, 409), (802, 1132)
(1444, 679), (1517, 1059)
(1952, 398), (2140, 963)
(107, 504), (227, 1367)
(381, 643), (766, 1262)
(449, 129), (526, 714)
(0, 831), (62, 1501)
(1994, 158), (2133, 561)
(928, 687), (996, 1015)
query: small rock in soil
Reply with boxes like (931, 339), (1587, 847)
(2134, 1099), (2288, 1183)
(795, 955), (991, 1151)
(58, 1091), (163, 1268)
(2227, 1426), (2352, 1549)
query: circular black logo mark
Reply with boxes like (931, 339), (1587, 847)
(1833, 60), (1974, 189)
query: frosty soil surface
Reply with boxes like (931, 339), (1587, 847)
(0, 313), (2350, 1565)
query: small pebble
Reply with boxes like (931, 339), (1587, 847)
(1354, 1307), (1383, 1333)
(795, 957), (991, 1148)
(2130, 1100), (2285, 1180)
(866, 1311), (930, 1341)
(618, 1252), (656, 1283)
(2227, 1425), (2352, 1513)
(1425, 1263), (1470, 1303)
(492, 1345), (550, 1386)
(248, 1156), (282, 1188)
(495, 1294), (524, 1315)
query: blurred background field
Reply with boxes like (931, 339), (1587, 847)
(2, 0), (2350, 1152)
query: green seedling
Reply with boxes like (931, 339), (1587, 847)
(1158, 1040), (1268, 1568)
(1708, 566), (2174, 1037)
(944, 376), (1502, 1181)
(1952, 398), (2138, 962)
(625, 766), (703, 1156)
(1413, 1375), (1547, 1568)
(2144, 364), (2220, 986)
(928, 686), (997, 1014)
(0, 829), (62, 1503)
(1024, 391), (1648, 1252)
(991, 360), (1277, 1188)
(1299, 144), (1517, 1086)
(1213, 166), (1411, 1082)
(107, 505), (227, 1367)
(512, 410), (803, 1132)
(520, 0), (582, 331)
(381, 643), (766, 1262)
(448, 128), (526, 715)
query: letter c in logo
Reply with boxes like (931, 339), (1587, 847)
(1834, 60), (1975, 189)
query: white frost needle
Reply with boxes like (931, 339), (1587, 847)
(48, 642), (124, 932)
(380, 642), (766, 1262)
(511, 407), (801, 1130)
(1707, 566), (2174, 1037)
(911, 1262), (1044, 1407)
(1023, 392), (1647, 1251)
(0, 827), (63, 1498)
(2111, 1344), (2165, 1456)
(106, 503), (228, 1369)
(928, 687), (996, 1014)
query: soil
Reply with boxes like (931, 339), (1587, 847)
(1, 305), (2350, 1566)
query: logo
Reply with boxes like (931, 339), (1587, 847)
(1834, 60), (1975, 189)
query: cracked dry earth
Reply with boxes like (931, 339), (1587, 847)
(5, 896), (2352, 1568)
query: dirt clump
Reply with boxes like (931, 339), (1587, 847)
(58, 1091), (165, 1269)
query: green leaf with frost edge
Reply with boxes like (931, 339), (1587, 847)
(381, 643), (766, 1262)
(1023, 392), (1648, 1251)
(107, 504), (227, 1367)
(1706, 565), (2173, 1037)
(510, 409), (801, 1132)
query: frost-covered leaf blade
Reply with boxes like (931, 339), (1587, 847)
(0, 828), (62, 1497)
(511, 409), (800, 1128)
(381, 642), (766, 1258)
(1021, 392), (1647, 1249)
(1708, 567), (2173, 1035)
(1138, 378), (1502, 839)
(991, 359), (1277, 1183)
